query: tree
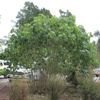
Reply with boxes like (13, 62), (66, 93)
(94, 31), (100, 63)
(4, 2), (52, 73)
(94, 30), (100, 37)
(16, 1), (52, 27)
(5, 2), (96, 85)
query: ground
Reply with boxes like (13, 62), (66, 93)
(0, 78), (97, 100)
(0, 78), (9, 100)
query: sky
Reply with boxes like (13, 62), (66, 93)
(0, 0), (100, 40)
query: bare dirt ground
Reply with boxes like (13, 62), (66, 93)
(0, 79), (9, 100)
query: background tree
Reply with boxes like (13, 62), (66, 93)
(94, 30), (100, 64)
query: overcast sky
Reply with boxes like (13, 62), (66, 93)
(0, 0), (100, 39)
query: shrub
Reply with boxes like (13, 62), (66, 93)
(29, 75), (47, 94)
(9, 79), (29, 100)
(77, 72), (100, 100)
(47, 74), (66, 100)
(29, 79), (47, 94)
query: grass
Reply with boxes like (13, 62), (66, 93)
(9, 79), (29, 100)
(28, 94), (49, 100)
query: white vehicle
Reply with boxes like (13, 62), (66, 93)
(0, 60), (45, 79)
(0, 60), (9, 69)
(93, 68), (100, 82)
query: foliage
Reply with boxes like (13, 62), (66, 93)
(0, 69), (5, 75)
(15, 1), (52, 27)
(0, 68), (10, 77)
(78, 72), (100, 100)
(0, 53), (7, 60)
(47, 75), (66, 100)
(4, 2), (97, 85)
(5, 1), (52, 71)
(93, 30), (100, 64)
(94, 30), (100, 37)
(29, 78), (47, 94)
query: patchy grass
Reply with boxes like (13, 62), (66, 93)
(28, 94), (49, 100)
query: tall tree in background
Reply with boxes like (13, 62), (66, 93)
(94, 30), (100, 63)
(94, 31), (100, 50)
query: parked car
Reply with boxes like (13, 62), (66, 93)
(93, 68), (100, 82)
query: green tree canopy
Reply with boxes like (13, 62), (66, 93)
(16, 1), (52, 27)
(5, 2), (97, 84)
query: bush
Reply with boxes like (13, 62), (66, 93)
(47, 74), (66, 100)
(29, 74), (66, 100)
(77, 72), (100, 100)
(9, 79), (29, 100)
(29, 75), (47, 94)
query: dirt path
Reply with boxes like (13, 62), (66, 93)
(0, 79), (9, 100)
